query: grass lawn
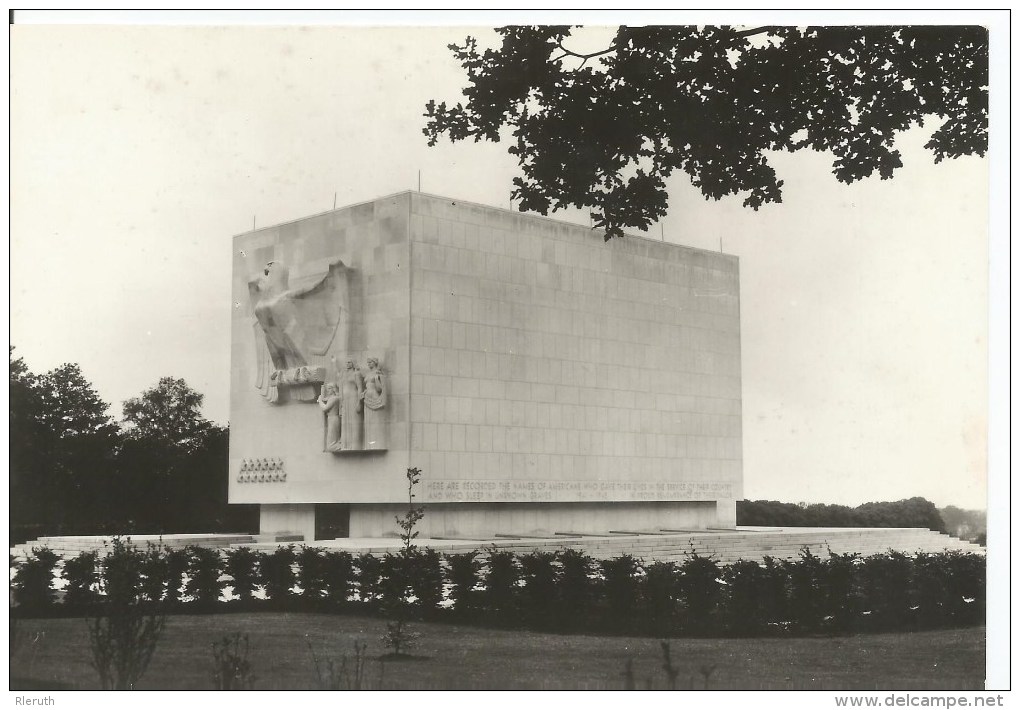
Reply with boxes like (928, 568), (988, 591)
(10, 612), (985, 691)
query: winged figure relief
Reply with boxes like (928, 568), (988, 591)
(247, 259), (350, 403)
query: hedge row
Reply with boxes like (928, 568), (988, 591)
(10, 541), (985, 636)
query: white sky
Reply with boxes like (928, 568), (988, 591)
(9, 17), (1002, 511)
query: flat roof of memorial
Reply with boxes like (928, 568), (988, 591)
(235, 189), (738, 260)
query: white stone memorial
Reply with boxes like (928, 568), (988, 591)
(230, 192), (743, 541)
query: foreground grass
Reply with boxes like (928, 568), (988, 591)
(10, 613), (985, 690)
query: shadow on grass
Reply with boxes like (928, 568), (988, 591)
(378, 653), (430, 662)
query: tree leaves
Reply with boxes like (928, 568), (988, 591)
(122, 376), (215, 454)
(425, 25), (987, 238)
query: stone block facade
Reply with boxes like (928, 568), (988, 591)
(230, 192), (742, 539)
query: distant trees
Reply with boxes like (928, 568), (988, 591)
(938, 505), (987, 542)
(119, 377), (228, 532)
(122, 377), (216, 453)
(9, 348), (256, 542)
(10, 351), (120, 536)
(738, 497), (947, 532)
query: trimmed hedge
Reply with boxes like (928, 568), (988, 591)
(12, 542), (986, 637)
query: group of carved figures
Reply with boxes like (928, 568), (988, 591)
(237, 458), (286, 483)
(317, 357), (387, 452)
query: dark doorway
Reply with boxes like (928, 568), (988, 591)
(314, 504), (350, 540)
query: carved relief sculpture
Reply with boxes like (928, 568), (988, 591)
(362, 357), (387, 450)
(336, 358), (365, 451)
(237, 458), (286, 483)
(248, 259), (349, 403)
(318, 383), (343, 453)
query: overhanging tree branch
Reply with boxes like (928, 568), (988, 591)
(425, 25), (987, 239)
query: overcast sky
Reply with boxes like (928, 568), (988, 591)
(10, 19), (999, 510)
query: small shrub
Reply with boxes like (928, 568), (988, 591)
(445, 551), (481, 613)
(943, 551), (985, 626)
(785, 548), (826, 632)
(163, 549), (190, 606)
(409, 547), (444, 612)
(382, 618), (420, 657)
(520, 551), (557, 627)
(823, 551), (861, 633)
(224, 547), (260, 603)
(600, 554), (641, 628)
(378, 552), (412, 611)
(380, 467), (428, 653)
(185, 546), (225, 606)
(211, 633), (255, 690)
(557, 548), (597, 628)
(139, 546), (169, 604)
(88, 538), (167, 690)
(759, 556), (792, 630)
(356, 553), (382, 605)
(911, 551), (954, 629)
(481, 549), (519, 619)
(721, 559), (768, 635)
(62, 551), (100, 609)
(678, 551), (722, 635)
(260, 547), (296, 602)
(307, 638), (369, 689)
(297, 547), (327, 601)
(641, 561), (680, 634)
(14, 547), (59, 613)
(322, 551), (356, 607)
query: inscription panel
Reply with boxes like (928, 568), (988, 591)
(422, 479), (733, 503)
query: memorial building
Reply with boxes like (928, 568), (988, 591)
(229, 192), (743, 541)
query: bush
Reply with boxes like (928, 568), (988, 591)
(356, 553), (382, 606)
(409, 547), (444, 612)
(600, 554), (641, 628)
(480, 549), (519, 620)
(378, 552), (411, 611)
(185, 546), (224, 606)
(854, 551), (911, 631)
(88, 538), (167, 690)
(62, 551), (100, 609)
(911, 551), (956, 629)
(641, 560), (680, 634)
(943, 550), (985, 626)
(758, 556), (792, 631)
(520, 551), (557, 626)
(823, 551), (861, 633)
(446, 551), (481, 613)
(211, 633), (255, 689)
(139, 547), (169, 604)
(164, 548), (190, 606)
(785, 548), (827, 632)
(322, 551), (355, 607)
(224, 547), (260, 603)
(721, 559), (769, 635)
(14, 547), (60, 613)
(297, 547), (326, 601)
(260, 546), (296, 602)
(557, 548), (597, 628)
(307, 639), (369, 690)
(677, 552), (722, 635)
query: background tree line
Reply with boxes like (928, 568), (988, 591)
(10, 348), (257, 543)
(737, 497), (950, 534)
